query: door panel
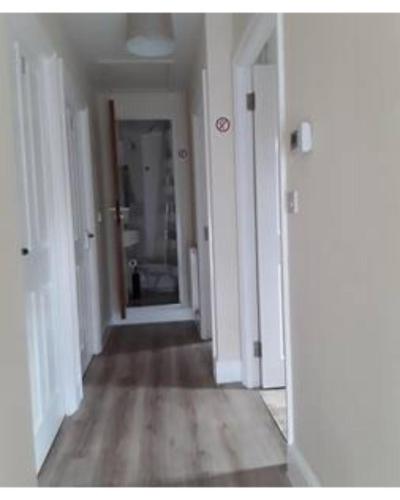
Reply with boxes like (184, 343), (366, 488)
(78, 110), (102, 355)
(65, 108), (101, 373)
(15, 47), (64, 471)
(253, 64), (285, 388)
(66, 108), (91, 372)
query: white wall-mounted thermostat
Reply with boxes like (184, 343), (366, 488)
(290, 121), (313, 154)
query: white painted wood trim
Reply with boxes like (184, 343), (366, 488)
(233, 14), (276, 66)
(215, 360), (242, 385)
(76, 108), (102, 356)
(111, 305), (194, 326)
(232, 13), (295, 444)
(253, 64), (285, 389)
(189, 246), (200, 314)
(233, 65), (261, 389)
(201, 69), (218, 361)
(287, 445), (321, 487)
(276, 13), (295, 446)
(111, 92), (190, 310)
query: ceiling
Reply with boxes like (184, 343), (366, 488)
(59, 13), (204, 91)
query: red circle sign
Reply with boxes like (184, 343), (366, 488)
(215, 116), (231, 133)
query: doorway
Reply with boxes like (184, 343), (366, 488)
(233, 14), (292, 442)
(116, 119), (180, 308)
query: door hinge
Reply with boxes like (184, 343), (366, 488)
(254, 340), (262, 358)
(20, 55), (26, 75)
(204, 225), (209, 242)
(246, 92), (255, 111)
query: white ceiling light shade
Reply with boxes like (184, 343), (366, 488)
(126, 14), (175, 58)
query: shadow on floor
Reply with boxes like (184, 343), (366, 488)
(85, 321), (216, 389)
(126, 464), (291, 487)
(103, 321), (204, 354)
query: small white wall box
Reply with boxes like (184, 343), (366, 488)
(290, 121), (313, 153)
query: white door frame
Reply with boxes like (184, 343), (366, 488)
(201, 69), (218, 361)
(253, 64), (286, 389)
(76, 108), (102, 356)
(66, 105), (102, 374)
(191, 112), (207, 337)
(232, 14), (294, 444)
(191, 74), (215, 343)
(109, 93), (193, 325)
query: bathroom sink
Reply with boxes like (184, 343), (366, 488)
(123, 229), (140, 248)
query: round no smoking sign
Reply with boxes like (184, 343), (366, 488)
(215, 116), (231, 133)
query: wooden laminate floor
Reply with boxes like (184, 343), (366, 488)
(39, 322), (289, 487)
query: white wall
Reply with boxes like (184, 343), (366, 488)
(202, 12), (400, 484)
(96, 90), (195, 320)
(284, 13), (400, 486)
(189, 14), (251, 378)
(0, 15), (37, 486)
(203, 14), (242, 370)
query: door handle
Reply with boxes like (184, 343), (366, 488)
(87, 232), (95, 239)
(108, 203), (124, 222)
(21, 247), (30, 256)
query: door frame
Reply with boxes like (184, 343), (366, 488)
(191, 111), (210, 340)
(232, 14), (294, 444)
(108, 99), (127, 320)
(75, 108), (102, 357)
(108, 92), (193, 325)
(191, 77), (214, 342)
(66, 105), (103, 369)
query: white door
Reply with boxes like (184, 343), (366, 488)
(192, 112), (212, 340)
(65, 108), (98, 373)
(253, 64), (285, 388)
(15, 47), (64, 470)
(77, 110), (102, 358)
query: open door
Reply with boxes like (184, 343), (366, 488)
(66, 108), (102, 372)
(253, 64), (285, 388)
(108, 100), (126, 319)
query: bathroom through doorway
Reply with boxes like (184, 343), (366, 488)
(116, 119), (180, 308)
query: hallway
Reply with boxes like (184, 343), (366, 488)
(39, 322), (289, 487)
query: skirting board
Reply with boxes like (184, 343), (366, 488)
(215, 359), (242, 384)
(112, 304), (195, 326)
(287, 444), (321, 487)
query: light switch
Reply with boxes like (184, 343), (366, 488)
(287, 190), (299, 214)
